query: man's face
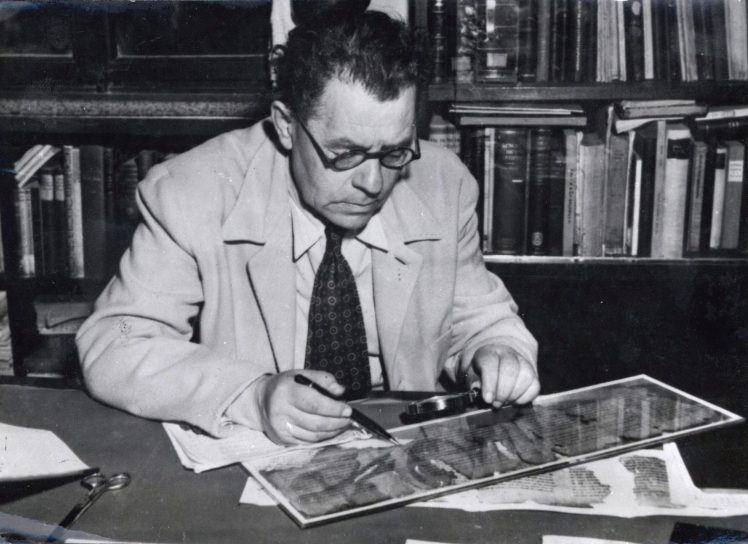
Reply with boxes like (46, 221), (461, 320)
(289, 79), (417, 232)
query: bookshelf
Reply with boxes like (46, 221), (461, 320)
(0, 0), (271, 380)
(416, 0), (748, 400)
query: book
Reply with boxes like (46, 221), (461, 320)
(691, 0), (714, 81)
(460, 127), (487, 245)
(721, 140), (745, 249)
(624, 0), (645, 82)
(576, 131), (606, 256)
(709, 144), (728, 249)
(651, 123), (691, 258)
(566, 0), (594, 82)
(675, 0), (697, 82)
(631, 124), (659, 256)
(13, 145), (60, 188)
(33, 295), (94, 336)
(517, 0), (537, 81)
(53, 167), (68, 276)
(63, 145), (84, 279)
(79, 145), (108, 280)
(484, 127), (497, 251)
(492, 127), (528, 254)
(603, 132), (630, 256)
(13, 184), (35, 277)
(664, 0), (681, 81)
(707, 0), (729, 80)
(0, 291), (13, 376)
(651, 0), (671, 80)
(725, 0), (748, 80)
(561, 128), (579, 256)
(535, 0), (552, 81)
(527, 128), (553, 255)
(429, 0), (450, 84)
(38, 166), (57, 277)
(641, 0), (655, 79)
(697, 142), (717, 253)
(550, 0), (569, 82)
(547, 133), (566, 255)
(617, 99), (707, 119)
(685, 140), (708, 254)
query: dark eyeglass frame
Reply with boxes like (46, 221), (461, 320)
(294, 116), (421, 172)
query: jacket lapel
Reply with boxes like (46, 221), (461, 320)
(222, 146), (296, 373)
(374, 178), (443, 383)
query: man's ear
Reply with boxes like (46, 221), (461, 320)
(271, 100), (294, 152)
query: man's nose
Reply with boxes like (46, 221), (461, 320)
(352, 159), (384, 196)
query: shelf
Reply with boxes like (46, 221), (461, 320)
(483, 255), (748, 266)
(0, 90), (269, 137)
(430, 81), (748, 104)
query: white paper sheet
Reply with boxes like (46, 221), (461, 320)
(0, 422), (89, 481)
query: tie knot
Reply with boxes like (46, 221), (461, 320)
(325, 225), (344, 250)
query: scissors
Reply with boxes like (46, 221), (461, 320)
(45, 472), (131, 541)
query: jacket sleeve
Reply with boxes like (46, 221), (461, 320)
(442, 163), (538, 384)
(76, 168), (266, 438)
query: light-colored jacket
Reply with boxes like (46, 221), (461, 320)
(76, 120), (537, 437)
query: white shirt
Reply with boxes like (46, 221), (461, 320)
(288, 191), (389, 389)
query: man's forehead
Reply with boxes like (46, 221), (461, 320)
(309, 79), (416, 143)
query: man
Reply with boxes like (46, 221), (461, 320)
(76, 11), (538, 445)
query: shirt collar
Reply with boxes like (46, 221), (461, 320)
(287, 188), (389, 261)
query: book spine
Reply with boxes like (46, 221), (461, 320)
(527, 127), (553, 255)
(547, 132), (566, 255)
(725, 0), (748, 80)
(535, 0), (552, 81)
(53, 168), (68, 276)
(39, 167), (57, 277)
(80, 145), (107, 280)
(698, 142), (717, 252)
(685, 140), (708, 253)
(708, 0), (729, 80)
(721, 140), (745, 249)
(63, 145), (84, 279)
(550, 0), (569, 82)
(634, 127), (658, 256)
(650, 120), (669, 257)
(562, 129), (579, 256)
(492, 127), (528, 254)
(603, 133), (630, 256)
(642, 0), (655, 79)
(14, 185), (35, 277)
(517, 0), (538, 81)
(629, 149), (644, 255)
(664, 0), (681, 81)
(657, 126), (692, 258)
(484, 127), (496, 251)
(624, 0), (646, 82)
(429, 0), (450, 83)
(739, 136), (748, 254)
(578, 132), (606, 256)
(709, 145), (728, 249)
(692, 0), (715, 81)
(651, 0), (670, 80)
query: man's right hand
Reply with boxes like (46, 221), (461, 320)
(257, 370), (353, 445)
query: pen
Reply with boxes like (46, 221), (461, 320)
(294, 374), (401, 446)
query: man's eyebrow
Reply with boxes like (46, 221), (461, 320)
(325, 133), (414, 150)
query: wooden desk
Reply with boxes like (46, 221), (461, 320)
(2, 383), (748, 544)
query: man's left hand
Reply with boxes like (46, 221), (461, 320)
(469, 345), (540, 407)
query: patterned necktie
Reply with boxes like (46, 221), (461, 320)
(304, 226), (371, 400)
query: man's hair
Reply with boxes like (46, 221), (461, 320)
(274, 10), (425, 121)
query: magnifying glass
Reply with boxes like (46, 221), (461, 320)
(402, 388), (483, 423)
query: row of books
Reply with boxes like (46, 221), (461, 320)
(10, 145), (168, 279)
(431, 106), (748, 258)
(430, 0), (748, 84)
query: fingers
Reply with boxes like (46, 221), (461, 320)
(259, 370), (353, 445)
(472, 345), (540, 407)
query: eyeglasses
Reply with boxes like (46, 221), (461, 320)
(294, 116), (421, 172)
